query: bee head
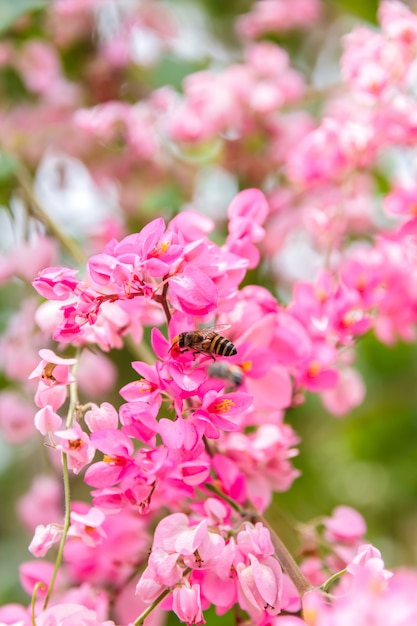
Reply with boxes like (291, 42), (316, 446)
(169, 335), (181, 354)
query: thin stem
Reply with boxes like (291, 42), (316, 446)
(13, 159), (86, 266)
(66, 350), (81, 428)
(132, 568), (192, 626)
(204, 483), (313, 597)
(255, 512), (313, 596)
(42, 453), (71, 611)
(43, 355), (80, 610)
(133, 587), (171, 626)
(204, 482), (248, 516)
(320, 568), (347, 594)
(159, 280), (171, 325)
(31, 582), (46, 625)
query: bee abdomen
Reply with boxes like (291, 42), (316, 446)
(213, 336), (237, 356)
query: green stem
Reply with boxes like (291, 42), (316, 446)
(132, 568), (192, 626)
(133, 587), (171, 626)
(43, 355), (80, 611)
(42, 452), (71, 611)
(31, 581), (46, 625)
(13, 159), (86, 266)
(204, 482), (248, 516)
(320, 568), (347, 594)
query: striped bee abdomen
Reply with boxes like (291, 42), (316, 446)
(212, 335), (237, 356)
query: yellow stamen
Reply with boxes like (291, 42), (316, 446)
(212, 399), (235, 413)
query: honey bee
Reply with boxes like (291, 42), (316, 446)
(208, 361), (244, 387)
(170, 325), (237, 360)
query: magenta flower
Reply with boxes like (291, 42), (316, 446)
(84, 429), (136, 488)
(32, 267), (80, 300)
(168, 265), (218, 315)
(193, 389), (253, 436)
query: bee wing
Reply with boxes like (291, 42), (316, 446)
(202, 324), (231, 334)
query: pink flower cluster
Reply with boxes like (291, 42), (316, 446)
(137, 513), (288, 623)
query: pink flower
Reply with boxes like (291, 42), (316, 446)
(0, 603), (31, 626)
(152, 513), (225, 569)
(379, 0), (417, 48)
(84, 403), (119, 432)
(84, 429), (136, 488)
(35, 603), (115, 626)
(32, 267), (80, 300)
(193, 389), (253, 436)
(34, 405), (63, 435)
(0, 391), (36, 444)
(77, 351), (117, 399)
(30, 349), (77, 411)
(347, 544), (392, 582)
(29, 523), (63, 557)
(17, 41), (61, 95)
(236, 0), (321, 38)
(19, 560), (57, 599)
(69, 507), (107, 547)
(168, 265), (219, 316)
(321, 367), (366, 417)
(323, 506), (367, 544)
(226, 189), (269, 268)
(31, 349), (77, 381)
(237, 554), (283, 619)
(172, 582), (205, 626)
(17, 475), (62, 530)
(54, 424), (95, 474)
(236, 522), (275, 558)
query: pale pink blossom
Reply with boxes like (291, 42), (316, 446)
(28, 523), (63, 557)
(69, 507), (107, 547)
(321, 367), (366, 417)
(172, 582), (205, 626)
(236, 0), (321, 38)
(35, 603), (115, 626)
(54, 424), (95, 473)
(0, 391), (36, 444)
(17, 475), (62, 529)
(77, 351), (117, 399)
(237, 554), (283, 619)
(34, 405), (63, 435)
(84, 402), (119, 432)
(324, 506), (367, 544)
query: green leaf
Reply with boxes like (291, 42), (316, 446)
(0, 0), (47, 33)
